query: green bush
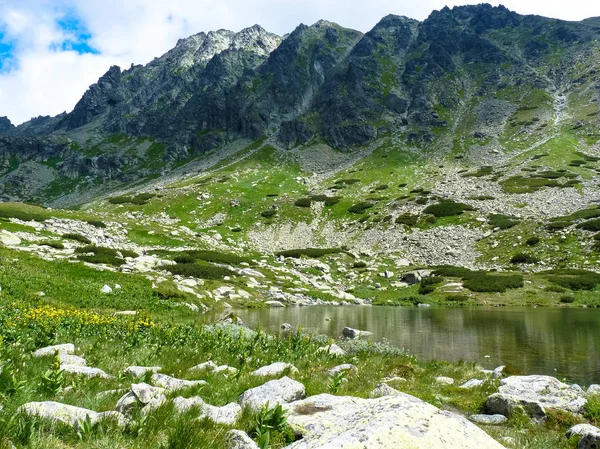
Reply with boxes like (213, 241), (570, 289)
(395, 213), (419, 226)
(462, 166), (493, 178)
(0, 208), (46, 222)
(167, 262), (235, 279)
(488, 214), (520, 229)
(353, 261), (367, 268)
(348, 202), (373, 214)
(510, 253), (539, 264)
(184, 250), (250, 266)
(418, 277), (443, 295)
(375, 184), (389, 191)
(174, 254), (196, 264)
(559, 295), (575, 304)
(432, 266), (474, 278)
(577, 219), (600, 231)
(526, 237), (540, 246)
(324, 197), (341, 206)
(276, 248), (341, 259)
(75, 245), (121, 266)
(542, 269), (600, 291)
(86, 220), (107, 228)
(154, 284), (187, 300)
(423, 200), (474, 217)
(463, 274), (524, 293)
(547, 221), (570, 231)
(446, 294), (469, 302)
(108, 193), (155, 205)
(294, 198), (312, 208)
(469, 195), (495, 201)
(63, 233), (92, 244)
(415, 197), (428, 205)
(39, 241), (65, 250)
(261, 209), (277, 218)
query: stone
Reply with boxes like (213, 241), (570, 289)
(468, 414), (508, 425)
(18, 402), (127, 429)
(265, 300), (285, 308)
(150, 373), (207, 392)
(199, 402), (242, 425)
(114, 310), (137, 316)
(280, 323), (292, 331)
(435, 376), (455, 385)
(226, 429), (260, 449)
(238, 376), (305, 411)
(568, 424), (600, 449)
(33, 343), (75, 358)
(486, 375), (587, 418)
(328, 364), (358, 376)
(588, 384), (600, 395)
(173, 396), (206, 413)
(116, 383), (166, 414)
(492, 365), (506, 379)
(189, 361), (218, 372)
(369, 383), (401, 398)
(283, 393), (505, 448)
(566, 423), (600, 438)
(342, 327), (372, 339)
(0, 230), (21, 246)
(58, 354), (86, 366)
(317, 344), (347, 356)
(460, 378), (485, 389)
(401, 270), (432, 285)
(61, 365), (111, 379)
(131, 382), (166, 404)
(123, 366), (161, 377)
(100, 284), (113, 294)
(251, 362), (299, 377)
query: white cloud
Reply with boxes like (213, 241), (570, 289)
(1, 0), (600, 125)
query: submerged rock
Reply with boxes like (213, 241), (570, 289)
(283, 393), (505, 448)
(341, 327), (372, 339)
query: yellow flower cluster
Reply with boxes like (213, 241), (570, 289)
(22, 305), (117, 326)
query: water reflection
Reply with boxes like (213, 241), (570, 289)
(232, 306), (600, 385)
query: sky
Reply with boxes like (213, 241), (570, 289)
(1, 0), (600, 126)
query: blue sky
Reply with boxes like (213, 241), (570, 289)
(1, 0), (600, 125)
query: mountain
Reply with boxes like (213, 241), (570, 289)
(0, 3), (600, 207)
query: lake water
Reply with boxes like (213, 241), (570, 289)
(233, 306), (600, 385)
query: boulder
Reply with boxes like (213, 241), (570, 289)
(280, 323), (292, 331)
(566, 423), (600, 438)
(226, 430), (260, 449)
(33, 343), (75, 358)
(468, 414), (507, 425)
(100, 284), (113, 294)
(123, 366), (161, 377)
(486, 375), (587, 418)
(18, 401), (127, 429)
(238, 376), (305, 411)
(369, 383), (401, 398)
(567, 424), (600, 449)
(58, 354), (87, 366)
(61, 365), (111, 379)
(317, 344), (347, 356)
(492, 365), (506, 379)
(283, 393), (505, 448)
(199, 402), (242, 425)
(435, 376), (455, 385)
(116, 383), (166, 414)
(173, 396), (206, 413)
(251, 362), (299, 377)
(460, 379), (485, 389)
(401, 270), (432, 285)
(588, 385), (600, 396)
(342, 327), (372, 339)
(328, 364), (358, 377)
(0, 230), (21, 246)
(151, 373), (207, 392)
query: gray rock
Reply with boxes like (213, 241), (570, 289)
(328, 364), (358, 377)
(199, 402), (242, 425)
(588, 384), (600, 396)
(226, 429), (260, 449)
(131, 382), (166, 404)
(492, 365), (506, 379)
(150, 373), (207, 392)
(100, 284), (113, 294)
(569, 424), (600, 449)
(283, 393), (505, 448)
(317, 344), (347, 356)
(123, 366), (161, 377)
(435, 376), (455, 385)
(342, 327), (372, 339)
(280, 323), (292, 331)
(468, 414), (508, 425)
(401, 270), (432, 285)
(486, 375), (587, 418)
(369, 383), (401, 398)
(566, 423), (600, 438)
(238, 376), (305, 411)
(265, 300), (285, 308)
(460, 378), (485, 389)
(173, 396), (206, 413)
(61, 365), (111, 379)
(33, 343), (75, 358)
(251, 362), (298, 377)
(18, 401), (127, 429)
(116, 383), (166, 414)
(58, 354), (86, 366)
(0, 230), (20, 246)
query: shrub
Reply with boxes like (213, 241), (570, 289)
(560, 295), (575, 304)
(121, 249), (139, 258)
(75, 245), (122, 265)
(353, 261), (367, 268)
(545, 284), (566, 293)
(276, 248), (341, 258)
(488, 214), (520, 229)
(469, 195), (495, 201)
(266, 193), (279, 197)
(174, 254), (196, 264)
(39, 241), (65, 250)
(86, 220), (107, 228)
(510, 253), (539, 264)
(526, 237), (540, 246)
(63, 233), (92, 244)
(432, 266), (474, 278)
(462, 166), (493, 178)
(418, 277), (443, 295)
(108, 193), (155, 206)
(294, 198), (312, 208)
(547, 221), (570, 231)
(542, 269), (600, 291)
(261, 209), (277, 218)
(446, 294), (469, 302)
(167, 262), (235, 279)
(463, 274), (524, 293)
(415, 197), (428, 205)
(423, 200), (474, 217)
(375, 184), (389, 191)
(395, 213), (419, 226)
(348, 202), (373, 214)
(335, 179), (360, 186)
(231, 227), (242, 232)
(578, 219), (600, 232)
(185, 250), (250, 265)
(154, 284), (187, 300)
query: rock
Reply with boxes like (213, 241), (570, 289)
(173, 396), (206, 413)
(199, 402), (242, 425)
(18, 402), (127, 429)
(566, 423), (600, 438)
(116, 383), (166, 414)
(435, 376), (455, 385)
(100, 284), (113, 294)
(0, 230), (21, 246)
(150, 373), (207, 392)
(226, 429), (260, 449)
(369, 383), (401, 398)
(401, 270), (432, 285)
(468, 414), (508, 425)
(588, 384), (600, 395)
(61, 365), (111, 379)
(486, 375), (587, 418)
(251, 362), (299, 377)
(568, 424), (600, 448)
(460, 378), (485, 389)
(280, 323), (292, 331)
(265, 300), (285, 308)
(58, 354), (86, 366)
(33, 343), (75, 358)
(342, 327), (372, 339)
(328, 364), (358, 377)
(114, 310), (137, 316)
(123, 366), (161, 377)
(492, 365), (506, 379)
(317, 344), (346, 356)
(238, 376), (305, 411)
(283, 393), (505, 448)
(189, 361), (218, 372)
